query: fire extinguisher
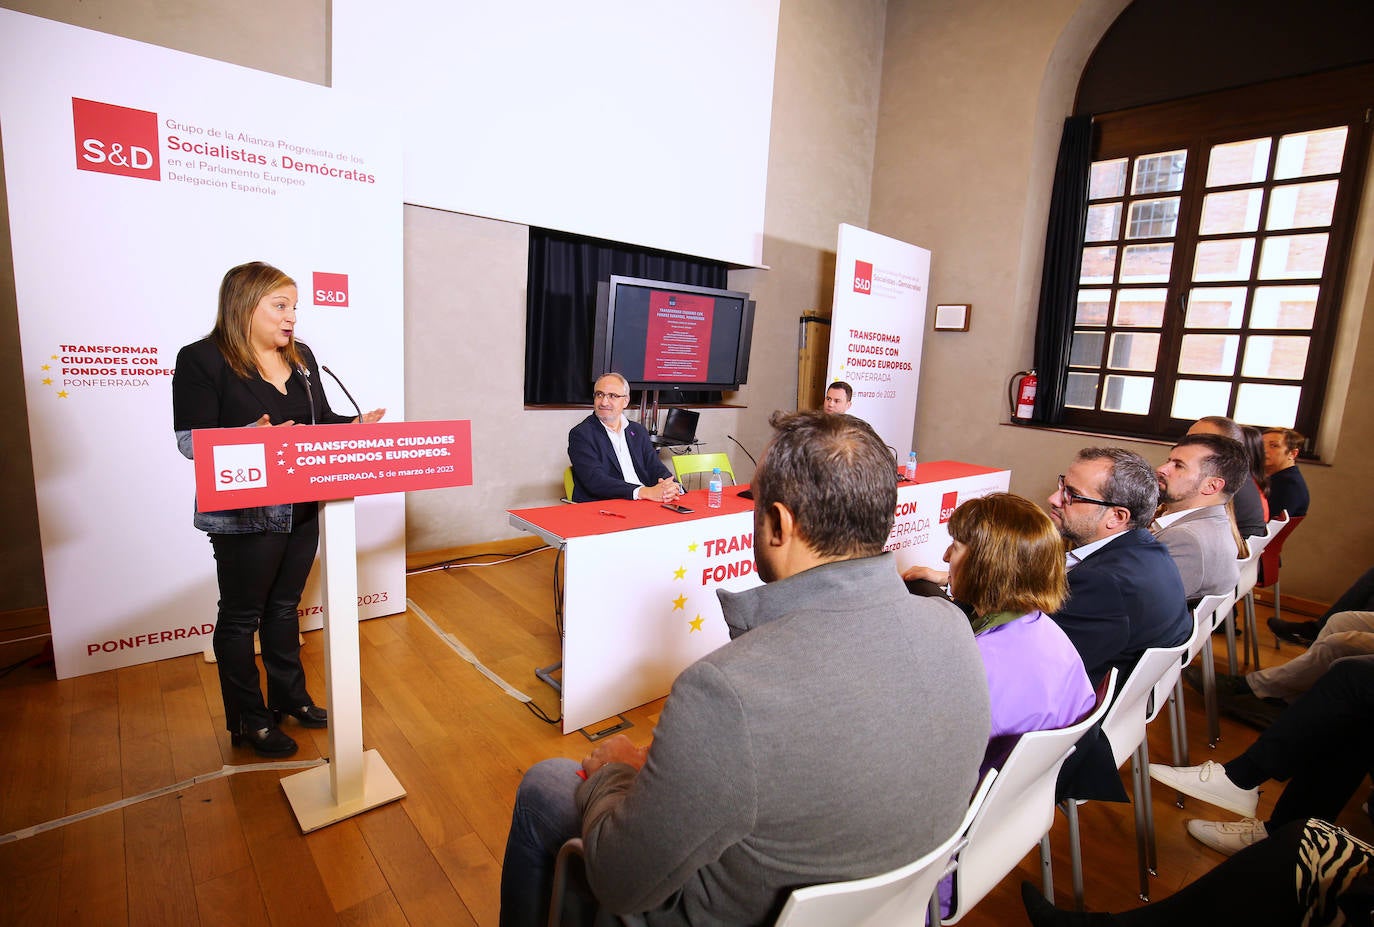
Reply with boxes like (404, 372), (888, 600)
(1008, 369), (1038, 423)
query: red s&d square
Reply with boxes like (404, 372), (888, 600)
(313, 272), (350, 307)
(940, 491), (959, 524)
(853, 260), (873, 294)
(72, 98), (160, 181)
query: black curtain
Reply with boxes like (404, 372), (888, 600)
(1031, 115), (1094, 424)
(524, 228), (728, 405)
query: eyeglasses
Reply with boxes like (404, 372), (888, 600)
(593, 391), (627, 401)
(1057, 474), (1120, 508)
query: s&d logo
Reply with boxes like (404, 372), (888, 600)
(853, 260), (873, 295)
(313, 272), (349, 307)
(940, 491), (959, 524)
(72, 98), (161, 181)
(213, 443), (268, 491)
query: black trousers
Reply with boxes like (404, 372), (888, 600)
(1316, 565), (1374, 630)
(1225, 654), (1374, 828)
(209, 506), (318, 732)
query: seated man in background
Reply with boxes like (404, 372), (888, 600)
(822, 379), (853, 414)
(501, 411), (991, 927)
(1153, 433), (1249, 601)
(1047, 447), (1191, 686)
(568, 372), (682, 503)
(1186, 415), (1267, 538)
(1263, 426), (1310, 518)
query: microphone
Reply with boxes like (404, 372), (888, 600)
(296, 364), (317, 425)
(726, 435), (758, 467)
(321, 364), (363, 420)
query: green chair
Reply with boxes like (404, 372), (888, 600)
(672, 453), (735, 491)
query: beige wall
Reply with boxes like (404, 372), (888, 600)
(3, 0), (1366, 609)
(870, 0), (1374, 599)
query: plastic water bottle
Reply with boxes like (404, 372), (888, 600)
(904, 452), (918, 482)
(708, 467), (723, 508)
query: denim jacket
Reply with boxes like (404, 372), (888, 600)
(177, 426), (295, 534)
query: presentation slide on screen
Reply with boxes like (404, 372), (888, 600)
(645, 291), (715, 380)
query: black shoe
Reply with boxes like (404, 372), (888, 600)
(1182, 665), (1252, 698)
(1020, 880), (1113, 926)
(1268, 617), (1318, 646)
(231, 723), (298, 757)
(272, 704), (328, 728)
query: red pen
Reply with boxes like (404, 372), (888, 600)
(599, 510), (627, 519)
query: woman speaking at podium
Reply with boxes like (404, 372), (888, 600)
(173, 261), (384, 758)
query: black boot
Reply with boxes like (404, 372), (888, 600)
(1021, 882), (1116, 927)
(231, 722), (298, 757)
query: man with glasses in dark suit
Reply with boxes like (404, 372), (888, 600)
(1047, 448), (1191, 686)
(567, 372), (682, 503)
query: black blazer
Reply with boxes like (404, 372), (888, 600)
(567, 413), (673, 503)
(173, 337), (351, 432)
(1052, 527), (1191, 688)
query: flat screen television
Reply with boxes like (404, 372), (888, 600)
(593, 276), (755, 393)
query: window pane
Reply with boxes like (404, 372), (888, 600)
(1076, 289), (1111, 325)
(1266, 180), (1337, 230)
(1178, 334), (1239, 375)
(1102, 375), (1153, 414)
(1085, 203), (1121, 241)
(1114, 289), (1166, 327)
(1206, 137), (1271, 187)
(1065, 372), (1099, 410)
(1251, 285), (1318, 329)
(1242, 335), (1310, 379)
(1120, 243), (1173, 283)
(1193, 238), (1255, 281)
(1090, 159), (1127, 199)
(1108, 332), (1160, 371)
(1274, 127), (1347, 180)
(1132, 150), (1186, 194)
(1199, 189), (1262, 235)
(1070, 331), (1105, 367)
(1258, 233), (1328, 279)
(1171, 379), (1233, 420)
(1233, 383), (1300, 428)
(1184, 287), (1247, 328)
(1080, 246), (1118, 284)
(1126, 197), (1179, 239)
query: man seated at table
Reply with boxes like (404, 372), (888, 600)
(822, 379), (853, 414)
(1153, 433), (1248, 601)
(1186, 415), (1266, 538)
(568, 372), (682, 503)
(1263, 427), (1310, 518)
(500, 410), (991, 927)
(1048, 447), (1191, 685)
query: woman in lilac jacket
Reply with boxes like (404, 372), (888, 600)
(945, 492), (1096, 771)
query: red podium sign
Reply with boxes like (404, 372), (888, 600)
(192, 420), (472, 512)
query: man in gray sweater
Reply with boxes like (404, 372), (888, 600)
(500, 410), (991, 926)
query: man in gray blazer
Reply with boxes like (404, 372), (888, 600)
(1153, 433), (1250, 602)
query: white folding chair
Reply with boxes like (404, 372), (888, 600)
(1063, 639), (1190, 906)
(1165, 593), (1235, 773)
(1231, 516), (1281, 672)
(774, 770), (997, 927)
(942, 670), (1117, 924)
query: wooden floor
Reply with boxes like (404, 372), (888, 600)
(0, 548), (1364, 926)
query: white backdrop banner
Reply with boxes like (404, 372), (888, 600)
(0, 10), (406, 679)
(826, 223), (931, 457)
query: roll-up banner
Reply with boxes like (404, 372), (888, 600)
(0, 10), (405, 678)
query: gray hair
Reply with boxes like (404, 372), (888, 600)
(1076, 447), (1159, 529)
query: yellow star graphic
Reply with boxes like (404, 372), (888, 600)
(57, 390), (69, 398)
(673, 565), (686, 580)
(50, 354), (58, 360)
(671, 594), (687, 611)
(689, 615), (704, 632)
(42, 377), (52, 386)
(688, 542), (699, 553)
(41, 364), (50, 371)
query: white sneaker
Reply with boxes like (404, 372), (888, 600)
(1186, 818), (1268, 856)
(1148, 761), (1259, 817)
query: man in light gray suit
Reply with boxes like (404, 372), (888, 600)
(1153, 433), (1250, 602)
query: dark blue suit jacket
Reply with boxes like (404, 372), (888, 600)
(568, 413), (674, 503)
(1052, 527), (1191, 687)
